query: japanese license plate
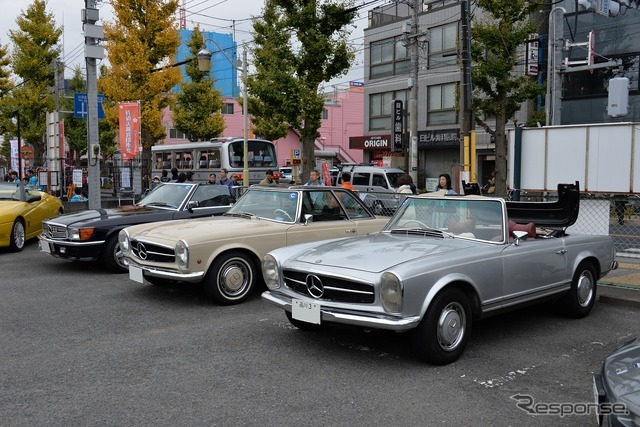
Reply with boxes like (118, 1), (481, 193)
(129, 265), (144, 283)
(292, 299), (321, 324)
(39, 241), (51, 254)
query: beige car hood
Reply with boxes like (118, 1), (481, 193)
(127, 216), (289, 246)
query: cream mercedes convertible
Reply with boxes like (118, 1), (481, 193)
(119, 186), (389, 304)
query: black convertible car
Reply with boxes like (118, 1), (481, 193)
(38, 183), (234, 272)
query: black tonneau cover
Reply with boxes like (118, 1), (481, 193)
(506, 182), (580, 228)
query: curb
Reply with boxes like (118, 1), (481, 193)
(598, 284), (640, 309)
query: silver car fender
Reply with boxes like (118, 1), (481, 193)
(418, 272), (482, 319)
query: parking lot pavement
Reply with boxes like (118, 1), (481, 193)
(598, 257), (640, 308)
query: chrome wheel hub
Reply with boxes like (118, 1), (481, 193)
(576, 272), (594, 307)
(437, 302), (466, 351)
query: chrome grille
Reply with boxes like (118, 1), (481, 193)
(283, 269), (374, 304)
(131, 239), (175, 263)
(42, 222), (67, 239)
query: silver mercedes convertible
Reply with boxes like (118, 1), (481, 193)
(261, 182), (618, 365)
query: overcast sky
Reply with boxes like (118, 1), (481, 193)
(0, 0), (380, 89)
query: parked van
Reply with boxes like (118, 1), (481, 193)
(336, 164), (407, 215)
(279, 166), (302, 183)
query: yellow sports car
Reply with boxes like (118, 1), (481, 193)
(0, 182), (64, 251)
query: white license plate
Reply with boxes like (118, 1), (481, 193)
(39, 241), (51, 254)
(292, 299), (321, 324)
(129, 265), (144, 283)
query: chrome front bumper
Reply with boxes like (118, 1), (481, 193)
(261, 290), (421, 331)
(127, 259), (205, 282)
(38, 234), (105, 247)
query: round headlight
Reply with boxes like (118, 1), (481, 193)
(262, 254), (281, 290)
(175, 240), (189, 270)
(380, 272), (403, 313)
(118, 229), (130, 255)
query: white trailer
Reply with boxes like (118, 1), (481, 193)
(508, 122), (640, 194)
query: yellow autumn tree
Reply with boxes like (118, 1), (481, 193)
(99, 0), (181, 166)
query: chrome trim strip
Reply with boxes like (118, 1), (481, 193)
(261, 291), (420, 331)
(127, 259), (205, 282)
(323, 285), (373, 295)
(38, 235), (105, 246)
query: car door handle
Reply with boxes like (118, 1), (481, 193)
(345, 228), (356, 234)
(556, 249), (567, 254)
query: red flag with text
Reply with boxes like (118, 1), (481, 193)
(118, 101), (141, 159)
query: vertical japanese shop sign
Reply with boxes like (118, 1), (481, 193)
(392, 100), (403, 153)
(119, 101), (141, 160)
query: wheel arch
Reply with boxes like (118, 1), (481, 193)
(419, 276), (482, 321)
(571, 255), (601, 280)
(100, 228), (125, 255)
(205, 246), (262, 279)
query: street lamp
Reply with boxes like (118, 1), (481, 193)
(197, 44), (250, 188)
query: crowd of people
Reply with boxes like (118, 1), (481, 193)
(3, 168), (44, 191)
(149, 167), (242, 190)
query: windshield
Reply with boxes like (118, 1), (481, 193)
(0, 182), (20, 201)
(385, 196), (505, 242)
(227, 189), (298, 222)
(386, 172), (404, 189)
(137, 183), (195, 209)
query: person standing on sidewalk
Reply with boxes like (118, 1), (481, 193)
(217, 169), (233, 188)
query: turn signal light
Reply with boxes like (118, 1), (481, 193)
(79, 228), (95, 241)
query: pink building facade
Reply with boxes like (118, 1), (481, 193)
(160, 88), (364, 168)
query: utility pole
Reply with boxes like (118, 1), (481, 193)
(402, 0), (428, 183)
(83, 0), (104, 208)
(545, 7), (566, 126)
(459, 0), (474, 180)
(407, 0), (419, 184)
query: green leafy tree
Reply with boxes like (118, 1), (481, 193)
(172, 27), (225, 141)
(249, 0), (356, 181)
(100, 0), (181, 169)
(8, 0), (61, 165)
(471, 0), (544, 195)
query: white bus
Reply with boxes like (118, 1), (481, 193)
(151, 137), (278, 184)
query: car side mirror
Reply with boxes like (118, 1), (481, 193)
(512, 230), (528, 246)
(303, 214), (313, 225)
(26, 193), (42, 203)
(186, 200), (199, 212)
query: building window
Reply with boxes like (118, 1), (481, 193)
(370, 36), (410, 79)
(427, 83), (457, 125)
(564, 54), (639, 99)
(221, 103), (234, 115)
(424, 0), (458, 11)
(169, 128), (187, 139)
(369, 90), (408, 130)
(428, 22), (458, 69)
(321, 108), (329, 120)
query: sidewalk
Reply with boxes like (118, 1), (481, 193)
(598, 257), (640, 309)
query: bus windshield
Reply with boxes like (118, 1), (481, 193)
(228, 140), (277, 168)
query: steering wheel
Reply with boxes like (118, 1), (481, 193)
(273, 209), (293, 221)
(400, 220), (428, 229)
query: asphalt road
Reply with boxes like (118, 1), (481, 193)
(1, 240), (639, 426)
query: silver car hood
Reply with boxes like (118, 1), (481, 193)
(288, 232), (475, 273)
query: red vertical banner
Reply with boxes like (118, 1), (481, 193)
(59, 119), (65, 160)
(119, 101), (141, 160)
(321, 161), (331, 186)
